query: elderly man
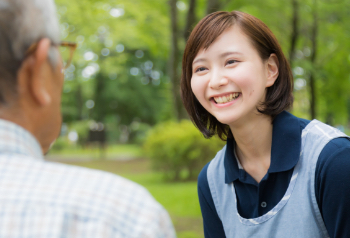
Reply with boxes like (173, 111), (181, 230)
(0, 0), (176, 237)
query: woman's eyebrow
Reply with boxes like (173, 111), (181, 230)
(193, 51), (243, 65)
(219, 51), (243, 58)
(192, 58), (207, 65)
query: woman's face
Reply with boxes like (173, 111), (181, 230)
(191, 25), (278, 127)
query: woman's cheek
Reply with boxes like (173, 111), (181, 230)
(234, 69), (260, 99)
(191, 77), (204, 100)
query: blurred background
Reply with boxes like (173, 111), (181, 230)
(46, 0), (350, 237)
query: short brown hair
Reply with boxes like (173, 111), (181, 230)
(181, 11), (293, 140)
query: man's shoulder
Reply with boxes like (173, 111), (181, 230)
(0, 155), (176, 237)
(44, 158), (144, 190)
(46, 158), (156, 204)
(0, 154), (160, 219)
(2, 154), (147, 193)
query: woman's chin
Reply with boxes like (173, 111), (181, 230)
(215, 116), (239, 127)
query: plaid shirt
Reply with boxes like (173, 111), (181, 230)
(0, 119), (176, 238)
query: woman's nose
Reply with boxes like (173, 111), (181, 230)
(208, 71), (228, 89)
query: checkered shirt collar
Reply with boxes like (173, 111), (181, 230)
(0, 119), (43, 160)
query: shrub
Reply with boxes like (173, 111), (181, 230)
(69, 120), (91, 144)
(144, 120), (225, 181)
(50, 136), (72, 152)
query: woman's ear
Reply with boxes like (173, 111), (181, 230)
(265, 53), (279, 87)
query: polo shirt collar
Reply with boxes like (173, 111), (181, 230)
(224, 111), (301, 184)
(224, 137), (239, 183)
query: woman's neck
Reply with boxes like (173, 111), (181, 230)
(229, 113), (273, 183)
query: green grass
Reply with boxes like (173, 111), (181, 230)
(47, 153), (204, 238)
(47, 144), (142, 160)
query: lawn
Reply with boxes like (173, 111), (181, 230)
(48, 143), (143, 160)
(46, 146), (204, 238)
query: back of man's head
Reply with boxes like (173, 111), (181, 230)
(0, 0), (66, 153)
(0, 0), (60, 103)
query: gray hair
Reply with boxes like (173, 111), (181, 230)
(0, 0), (60, 103)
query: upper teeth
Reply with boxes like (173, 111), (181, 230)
(214, 93), (239, 104)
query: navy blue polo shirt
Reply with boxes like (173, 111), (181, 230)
(198, 111), (350, 238)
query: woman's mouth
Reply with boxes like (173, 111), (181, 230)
(212, 93), (240, 104)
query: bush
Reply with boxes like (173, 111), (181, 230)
(144, 120), (225, 181)
(50, 120), (92, 153)
(50, 136), (72, 152)
(69, 120), (91, 144)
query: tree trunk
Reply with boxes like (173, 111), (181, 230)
(206, 0), (221, 15)
(289, 0), (299, 66)
(169, 0), (185, 120)
(174, 169), (181, 181)
(309, 0), (318, 119)
(309, 73), (316, 118)
(94, 72), (106, 122)
(184, 0), (197, 41)
(76, 83), (83, 120)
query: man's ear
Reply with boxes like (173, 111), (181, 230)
(265, 53), (279, 87)
(19, 38), (52, 106)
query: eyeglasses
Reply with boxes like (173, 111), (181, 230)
(25, 41), (77, 70)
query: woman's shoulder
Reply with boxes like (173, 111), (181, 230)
(198, 144), (227, 186)
(317, 137), (350, 173)
(198, 162), (211, 187)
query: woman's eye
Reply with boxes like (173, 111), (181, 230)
(226, 60), (237, 65)
(195, 67), (207, 73)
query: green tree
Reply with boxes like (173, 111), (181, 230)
(55, 0), (350, 140)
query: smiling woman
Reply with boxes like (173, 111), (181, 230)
(190, 25), (279, 128)
(181, 11), (293, 140)
(181, 10), (350, 238)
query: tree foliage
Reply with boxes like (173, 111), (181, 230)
(56, 0), (174, 142)
(55, 0), (350, 144)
